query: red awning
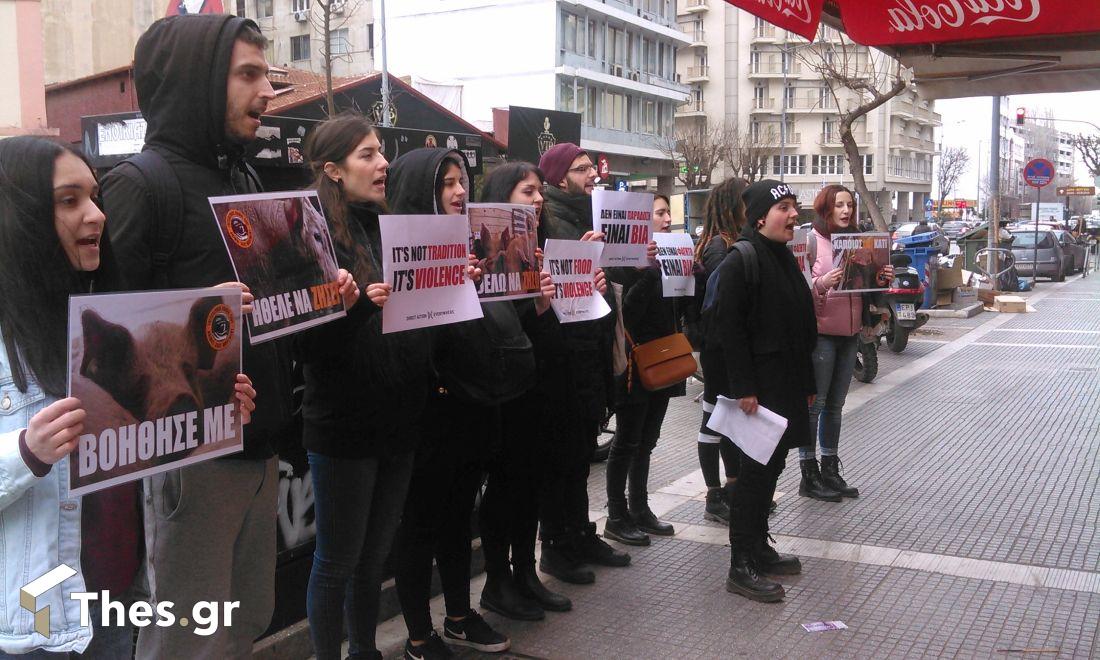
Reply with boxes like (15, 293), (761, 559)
(723, 0), (824, 42)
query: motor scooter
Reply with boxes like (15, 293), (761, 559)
(852, 253), (928, 383)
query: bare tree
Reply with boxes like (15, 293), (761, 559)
(655, 122), (727, 190)
(722, 125), (780, 183)
(800, 37), (909, 230)
(1071, 133), (1100, 176)
(308, 0), (365, 116)
(935, 146), (970, 210)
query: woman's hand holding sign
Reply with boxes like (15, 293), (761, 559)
(366, 283), (392, 308)
(336, 269), (360, 310)
(25, 397), (85, 465)
(594, 268), (607, 295)
(535, 271), (556, 316)
(467, 253), (483, 284)
(580, 230), (605, 243)
(819, 267), (844, 291)
(876, 265), (894, 286)
(234, 374), (257, 425)
(214, 281), (254, 314)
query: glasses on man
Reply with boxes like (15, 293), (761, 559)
(568, 163), (596, 174)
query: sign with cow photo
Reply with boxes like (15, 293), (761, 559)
(67, 288), (244, 496)
(209, 191), (345, 344)
(467, 203), (541, 301)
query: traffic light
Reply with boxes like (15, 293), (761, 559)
(1016, 107), (1025, 126)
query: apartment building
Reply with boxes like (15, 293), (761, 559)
(231, 0), (375, 77)
(385, 0), (693, 191)
(674, 0), (940, 223)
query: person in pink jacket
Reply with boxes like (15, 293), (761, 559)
(799, 185), (892, 501)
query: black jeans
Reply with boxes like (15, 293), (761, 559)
(606, 391), (672, 515)
(539, 414), (598, 544)
(480, 391), (541, 573)
(728, 445), (789, 552)
(393, 393), (493, 641)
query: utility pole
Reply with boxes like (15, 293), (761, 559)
(987, 96), (1001, 283)
(379, 0), (391, 127)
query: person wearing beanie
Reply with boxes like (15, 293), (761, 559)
(711, 179), (817, 603)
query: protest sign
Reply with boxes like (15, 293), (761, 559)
(831, 232), (891, 293)
(544, 239), (611, 324)
(788, 226), (812, 286)
(467, 203), (541, 301)
(67, 288), (244, 496)
(592, 189), (653, 267)
(653, 232), (696, 297)
(380, 214), (483, 333)
(209, 191), (345, 344)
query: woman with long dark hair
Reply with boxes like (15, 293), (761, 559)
(298, 114), (433, 660)
(798, 184), (891, 501)
(477, 161), (573, 621)
(693, 178), (749, 523)
(0, 136), (256, 657)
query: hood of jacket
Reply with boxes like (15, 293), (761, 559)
(386, 148), (468, 215)
(134, 14), (260, 169)
(540, 185), (593, 241)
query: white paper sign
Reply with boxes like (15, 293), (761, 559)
(544, 239), (611, 324)
(593, 189), (653, 267)
(380, 214), (483, 333)
(705, 395), (788, 465)
(788, 226), (812, 286)
(97, 117), (147, 156)
(654, 232), (696, 297)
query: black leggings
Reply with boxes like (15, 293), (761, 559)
(606, 391), (672, 513)
(393, 393), (493, 641)
(729, 445), (789, 551)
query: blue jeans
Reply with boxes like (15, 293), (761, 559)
(306, 451), (414, 660)
(800, 334), (858, 460)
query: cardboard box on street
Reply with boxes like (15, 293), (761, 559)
(937, 256), (964, 290)
(953, 286), (978, 305)
(936, 290), (954, 307)
(993, 295), (1027, 313)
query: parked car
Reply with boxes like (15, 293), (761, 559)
(942, 221), (970, 240)
(1009, 229), (1066, 281)
(1085, 218), (1100, 239)
(892, 222), (950, 253)
(1051, 230), (1087, 274)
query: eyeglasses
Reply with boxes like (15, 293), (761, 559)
(568, 163), (596, 174)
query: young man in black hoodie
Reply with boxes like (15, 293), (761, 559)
(101, 15), (290, 658)
(535, 143), (631, 581)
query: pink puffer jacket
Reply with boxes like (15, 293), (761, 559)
(809, 228), (861, 337)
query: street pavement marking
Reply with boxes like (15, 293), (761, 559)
(972, 342), (1100, 349)
(909, 339), (950, 344)
(991, 328), (1100, 334)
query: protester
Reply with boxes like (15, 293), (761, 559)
(714, 180), (816, 603)
(692, 178), (749, 524)
(799, 185), (891, 500)
(387, 148), (542, 659)
(296, 115), (425, 660)
(100, 15), (296, 657)
(603, 195), (684, 546)
(536, 143), (629, 582)
(477, 162), (575, 620)
(0, 136), (256, 657)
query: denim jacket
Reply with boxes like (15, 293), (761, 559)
(0, 333), (91, 654)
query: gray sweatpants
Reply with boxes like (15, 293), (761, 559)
(137, 457), (278, 660)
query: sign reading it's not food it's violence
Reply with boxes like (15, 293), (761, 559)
(67, 288), (244, 497)
(210, 191), (346, 344)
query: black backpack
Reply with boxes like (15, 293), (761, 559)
(698, 241), (758, 350)
(437, 301), (536, 406)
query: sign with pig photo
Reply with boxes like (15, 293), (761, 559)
(209, 191), (345, 343)
(67, 288), (244, 496)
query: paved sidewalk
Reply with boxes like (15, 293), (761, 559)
(370, 275), (1100, 659)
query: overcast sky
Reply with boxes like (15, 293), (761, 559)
(935, 91), (1100, 199)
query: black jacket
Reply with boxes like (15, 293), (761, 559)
(714, 225), (817, 451)
(296, 203), (432, 458)
(617, 267), (687, 405)
(101, 15), (291, 458)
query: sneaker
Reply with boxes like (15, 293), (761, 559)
(405, 632), (454, 660)
(442, 610), (511, 653)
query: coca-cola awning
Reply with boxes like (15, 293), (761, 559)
(724, 0), (825, 42)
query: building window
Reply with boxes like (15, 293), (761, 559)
(235, 0), (246, 16)
(643, 100), (657, 134)
(822, 118), (837, 141)
(563, 13), (580, 54)
(291, 34), (310, 61)
(604, 91), (627, 130)
(559, 78), (575, 112)
(784, 86), (796, 109)
(329, 28), (349, 56)
(367, 23), (374, 53)
(812, 154), (846, 175)
(292, 0), (310, 11)
(587, 87), (597, 127)
(772, 155), (806, 175)
(658, 42), (666, 77)
(753, 84), (767, 109)
(588, 19), (598, 58)
(750, 50), (760, 73)
(863, 154), (873, 175)
(257, 0), (272, 18)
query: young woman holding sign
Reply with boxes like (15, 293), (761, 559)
(0, 136), (256, 657)
(299, 115), (432, 660)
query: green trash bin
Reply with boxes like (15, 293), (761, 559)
(959, 223), (1012, 272)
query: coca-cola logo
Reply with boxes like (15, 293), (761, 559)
(755, 0), (813, 25)
(886, 0), (1041, 33)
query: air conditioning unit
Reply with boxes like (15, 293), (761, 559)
(331, 0), (344, 13)
(612, 65), (623, 77)
(630, 71), (640, 82)
(293, 9), (308, 21)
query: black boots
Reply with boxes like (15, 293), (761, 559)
(604, 515), (651, 546)
(753, 536), (802, 575)
(513, 563), (572, 612)
(631, 507), (675, 536)
(575, 523), (631, 567)
(479, 570), (544, 621)
(798, 459), (843, 502)
(704, 487), (730, 523)
(539, 539), (595, 585)
(820, 456), (859, 498)
(726, 550), (785, 602)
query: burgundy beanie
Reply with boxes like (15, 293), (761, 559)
(538, 142), (587, 188)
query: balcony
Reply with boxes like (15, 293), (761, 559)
(685, 65), (710, 82)
(752, 25), (776, 41)
(894, 134), (936, 152)
(891, 99), (941, 126)
(679, 25), (706, 46)
(749, 61), (802, 77)
(676, 99), (706, 117)
(751, 97), (776, 113)
(678, 0), (709, 15)
(784, 97), (837, 112)
(820, 131), (871, 147)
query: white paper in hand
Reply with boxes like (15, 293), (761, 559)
(705, 396), (788, 465)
